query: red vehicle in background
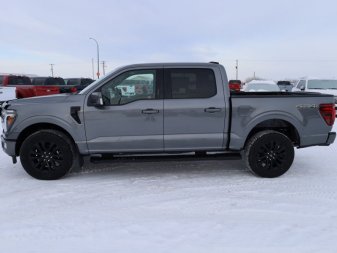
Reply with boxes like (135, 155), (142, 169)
(0, 75), (59, 99)
(228, 80), (242, 92)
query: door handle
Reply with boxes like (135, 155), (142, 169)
(204, 107), (221, 113)
(142, 108), (160, 114)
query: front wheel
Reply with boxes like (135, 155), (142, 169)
(20, 130), (75, 180)
(244, 130), (294, 178)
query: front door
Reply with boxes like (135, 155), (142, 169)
(84, 69), (164, 153)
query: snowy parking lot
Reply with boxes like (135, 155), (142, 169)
(1, 125), (337, 253)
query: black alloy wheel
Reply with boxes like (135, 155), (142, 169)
(20, 130), (75, 180)
(244, 130), (294, 178)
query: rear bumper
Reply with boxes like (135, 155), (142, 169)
(326, 132), (336, 145)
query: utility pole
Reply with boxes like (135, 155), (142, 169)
(91, 58), (95, 79)
(89, 37), (100, 79)
(235, 59), (239, 80)
(50, 64), (54, 77)
(253, 72), (256, 79)
(101, 61), (107, 76)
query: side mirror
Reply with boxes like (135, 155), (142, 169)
(300, 86), (305, 91)
(88, 92), (104, 107)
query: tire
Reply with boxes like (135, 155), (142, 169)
(244, 130), (294, 178)
(20, 130), (75, 180)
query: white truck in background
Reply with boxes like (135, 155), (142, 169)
(0, 86), (16, 104)
(293, 78), (337, 105)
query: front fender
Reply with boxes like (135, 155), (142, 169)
(9, 115), (88, 154)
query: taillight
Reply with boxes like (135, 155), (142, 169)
(70, 87), (77, 93)
(319, 104), (336, 126)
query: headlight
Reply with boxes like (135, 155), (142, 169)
(1, 109), (16, 132)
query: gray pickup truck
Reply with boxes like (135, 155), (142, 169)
(1, 63), (336, 180)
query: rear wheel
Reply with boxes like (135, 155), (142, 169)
(244, 130), (294, 178)
(20, 130), (75, 180)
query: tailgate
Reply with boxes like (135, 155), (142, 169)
(34, 86), (60, 96)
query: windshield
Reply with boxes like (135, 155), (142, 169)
(245, 83), (280, 92)
(307, 80), (337, 89)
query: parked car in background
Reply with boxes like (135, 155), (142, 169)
(228, 80), (241, 92)
(293, 78), (337, 105)
(0, 86), (16, 104)
(64, 78), (95, 92)
(31, 77), (76, 94)
(0, 75), (59, 98)
(277, 81), (293, 92)
(243, 80), (280, 92)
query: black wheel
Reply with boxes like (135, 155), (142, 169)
(244, 130), (294, 178)
(20, 130), (75, 180)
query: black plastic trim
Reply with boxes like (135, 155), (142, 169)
(70, 106), (81, 124)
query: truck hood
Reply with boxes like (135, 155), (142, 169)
(8, 94), (72, 105)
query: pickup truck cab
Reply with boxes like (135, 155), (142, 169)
(65, 78), (95, 92)
(31, 77), (75, 94)
(0, 75), (59, 98)
(1, 63), (336, 180)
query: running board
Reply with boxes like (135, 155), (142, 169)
(90, 152), (242, 164)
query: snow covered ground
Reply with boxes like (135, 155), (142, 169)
(1, 125), (337, 253)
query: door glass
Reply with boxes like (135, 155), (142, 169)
(101, 70), (156, 105)
(165, 68), (216, 99)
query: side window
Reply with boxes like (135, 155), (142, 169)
(100, 70), (157, 106)
(297, 80), (306, 90)
(165, 68), (216, 99)
(32, 79), (44, 85)
(0, 76), (3, 85)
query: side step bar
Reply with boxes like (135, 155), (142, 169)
(90, 152), (242, 164)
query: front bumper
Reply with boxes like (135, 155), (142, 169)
(1, 134), (16, 157)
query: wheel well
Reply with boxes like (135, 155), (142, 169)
(15, 123), (77, 156)
(245, 119), (300, 147)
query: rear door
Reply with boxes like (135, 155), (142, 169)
(84, 68), (164, 153)
(163, 67), (227, 151)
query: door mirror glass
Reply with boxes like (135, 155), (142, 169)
(89, 92), (104, 107)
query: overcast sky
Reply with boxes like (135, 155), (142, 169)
(1, 0), (337, 80)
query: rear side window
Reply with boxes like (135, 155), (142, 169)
(32, 78), (46, 85)
(81, 78), (94, 85)
(66, 79), (80, 86)
(165, 68), (216, 99)
(46, 78), (65, 86)
(8, 76), (31, 85)
(0, 76), (3, 84)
